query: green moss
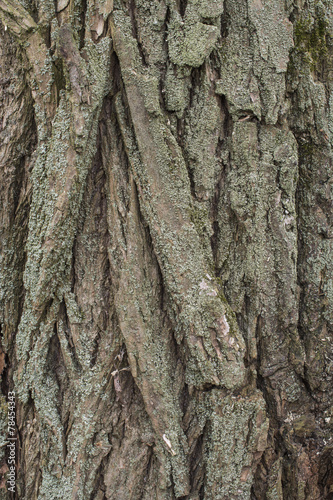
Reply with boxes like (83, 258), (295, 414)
(188, 204), (208, 237)
(294, 15), (329, 70)
(298, 141), (316, 160)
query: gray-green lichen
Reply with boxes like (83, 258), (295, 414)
(1, 0), (332, 497)
(184, 72), (221, 200)
(215, 0), (293, 124)
(164, 64), (189, 114)
(204, 390), (268, 499)
(168, 13), (218, 68)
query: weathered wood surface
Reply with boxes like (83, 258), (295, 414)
(0, 0), (332, 498)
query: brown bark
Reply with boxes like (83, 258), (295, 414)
(0, 0), (332, 498)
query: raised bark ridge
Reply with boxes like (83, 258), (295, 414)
(0, 0), (332, 499)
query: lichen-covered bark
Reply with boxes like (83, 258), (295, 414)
(0, 0), (332, 498)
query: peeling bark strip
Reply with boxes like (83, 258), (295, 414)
(0, 0), (332, 498)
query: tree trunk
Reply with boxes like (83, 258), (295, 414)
(0, 0), (332, 498)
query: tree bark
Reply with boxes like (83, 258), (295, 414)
(0, 0), (332, 498)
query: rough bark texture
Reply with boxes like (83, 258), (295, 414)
(0, 0), (332, 498)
